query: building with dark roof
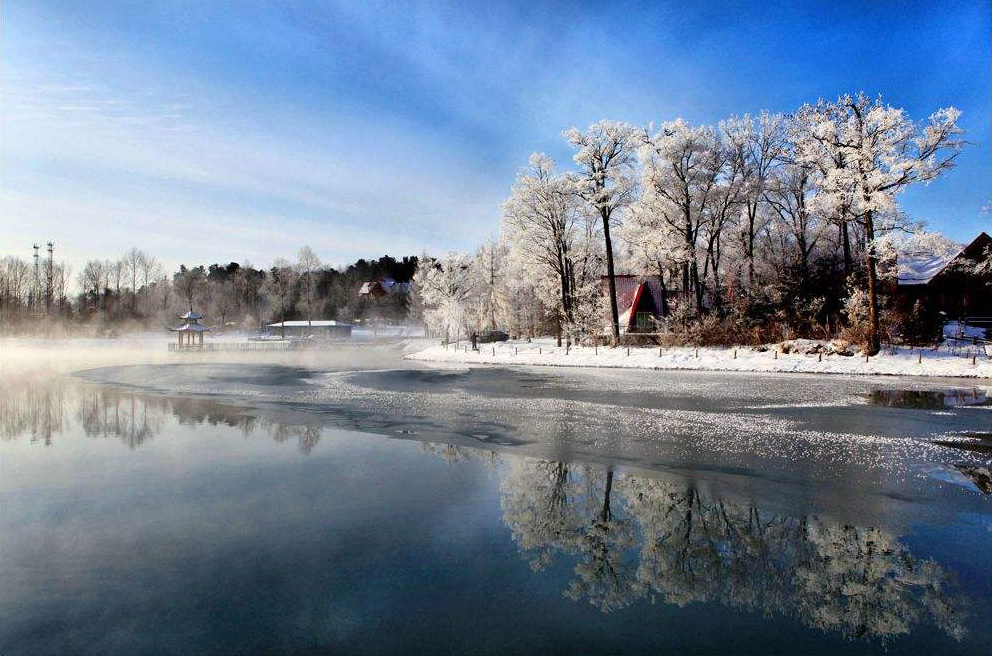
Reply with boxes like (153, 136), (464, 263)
(896, 232), (991, 318)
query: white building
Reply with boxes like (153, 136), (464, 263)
(266, 320), (353, 339)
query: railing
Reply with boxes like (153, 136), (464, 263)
(168, 341), (297, 352)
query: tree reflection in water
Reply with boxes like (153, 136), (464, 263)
(495, 455), (967, 643)
(0, 377), (970, 644)
(0, 377), (322, 453)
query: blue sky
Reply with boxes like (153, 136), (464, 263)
(2, 0), (989, 274)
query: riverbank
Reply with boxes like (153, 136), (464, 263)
(407, 338), (992, 378)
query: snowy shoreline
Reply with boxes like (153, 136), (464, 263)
(407, 339), (992, 379)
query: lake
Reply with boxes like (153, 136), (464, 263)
(1, 345), (990, 655)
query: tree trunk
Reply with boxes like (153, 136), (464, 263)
(747, 202), (757, 286)
(864, 211), (881, 356)
(692, 259), (704, 314)
(657, 264), (669, 317)
(600, 468), (614, 523)
(841, 220), (853, 279)
(602, 211), (621, 346)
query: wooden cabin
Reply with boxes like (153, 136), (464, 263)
(896, 232), (992, 319)
(601, 275), (682, 333)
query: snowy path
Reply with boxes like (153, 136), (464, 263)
(407, 339), (992, 378)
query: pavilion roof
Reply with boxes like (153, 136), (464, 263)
(170, 323), (211, 332)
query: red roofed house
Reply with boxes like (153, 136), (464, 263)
(602, 275), (681, 333)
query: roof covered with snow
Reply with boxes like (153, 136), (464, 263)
(897, 251), (958, 285)
(897, 233), (991, 285)
(359, 278), (413, 296)
(171, 323), (211, 332)
(267, 320), (354, 327)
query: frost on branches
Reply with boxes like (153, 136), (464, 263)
(410, 91), (974, 352)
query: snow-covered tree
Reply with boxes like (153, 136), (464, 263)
(471, 236), (508, 332)
(296, 245), (322, 332)
(413, 252), (476, 341)
(564, 121), (638, 345)
(620, 201), (690, 319)
(791, 93), (964, 353)
(637, 119), (722, 313)
(502, 153), (589, 343)
(762, 158), (825, 288)
(724, 112), (785, 284)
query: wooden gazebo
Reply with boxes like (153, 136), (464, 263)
(170, 310), (211, 347)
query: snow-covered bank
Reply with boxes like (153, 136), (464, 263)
(407, 338), (992, 378)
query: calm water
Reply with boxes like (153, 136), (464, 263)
(2, 356), (991, 655)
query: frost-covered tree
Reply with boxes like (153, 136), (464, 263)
(413, 252), (476, 341)
(122, 247), (146, 315)
(472, 236), (508, 332)
(296, 245), (322, 332)
(725, 112), (785, 284)
(564, 121), (638, 345)
(501, 254), (547, 339)
(762, 159), (825, 289)
(791, 93), (964, 354)
(502, 153), (587, 342)
(638, 119), (722, 313)
(621, 201), (690, 319)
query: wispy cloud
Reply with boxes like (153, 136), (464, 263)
(2, 0), (989, 280)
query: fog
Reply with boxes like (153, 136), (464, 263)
(0, 335), (423, 380)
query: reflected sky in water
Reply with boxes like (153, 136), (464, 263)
(2, 367), (991, 655)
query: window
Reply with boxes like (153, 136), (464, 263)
(635, 312), (653, 331)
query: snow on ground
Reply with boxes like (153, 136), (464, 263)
(407, 337), (992, 378)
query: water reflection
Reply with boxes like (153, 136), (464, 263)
(1, 377), (322, 453)
(0, 376), (978, 648)
(490, 456), (967, 643)
(867, 388), (990, 409)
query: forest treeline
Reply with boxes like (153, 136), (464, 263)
(0, 247), (417, 335)
(412, 92), (987, 353)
